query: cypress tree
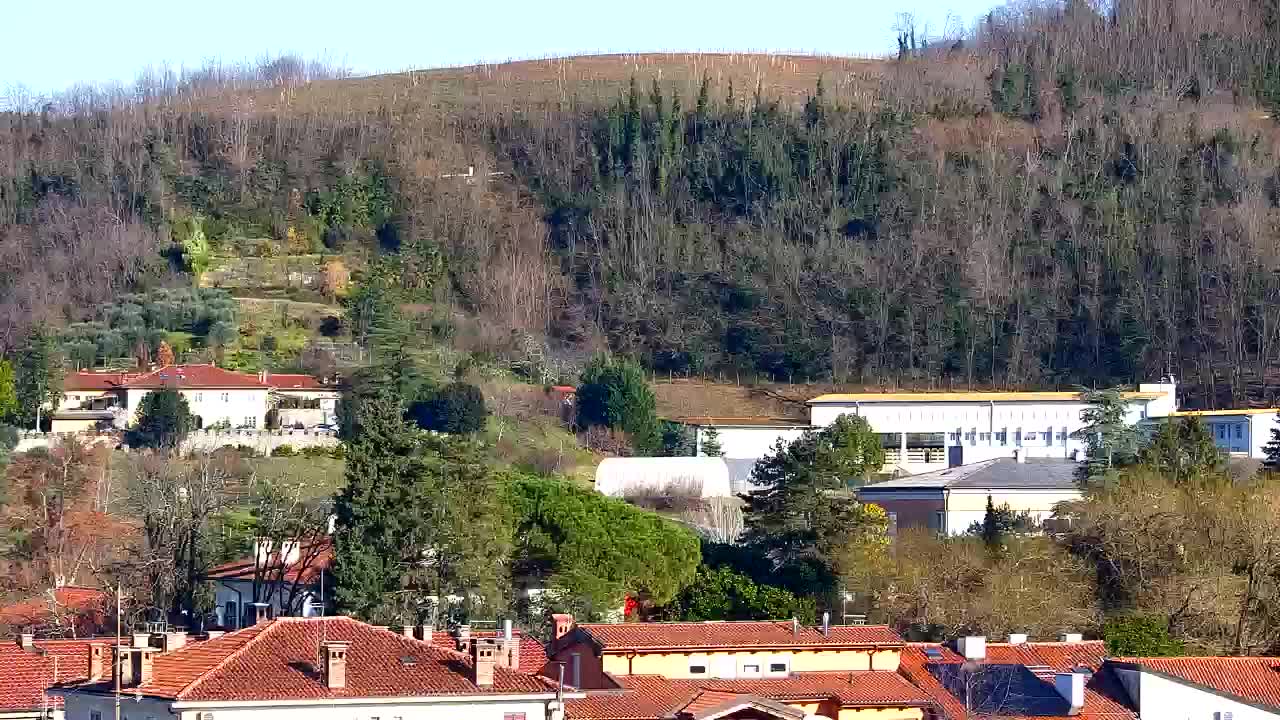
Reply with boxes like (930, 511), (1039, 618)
(13, 327), (62, 430)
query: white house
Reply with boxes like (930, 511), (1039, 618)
(55, 616), (580, 720)
(205, 537), (333, 630)
(262, 372), (341, 427)
(1107, 656), (1280, 719)
(1158, 408), (1277, 459)
(677, 416), (811, 461)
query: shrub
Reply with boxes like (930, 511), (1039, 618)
(126, 388), (194, 449)
(272, 444), (297, 457)
(408, 383), (488, 434)
(576, 355), (660, 454)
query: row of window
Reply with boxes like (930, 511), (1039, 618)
(948, 429), (1070, 445)
(687, 656), (789, 677)
(191, 392), (232, 403)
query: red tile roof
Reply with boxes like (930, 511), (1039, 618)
(899, 642), (1135, 720)
(264, 374), (328, 391)
(62, 371), (133, 391)
(120, 364), (269, 390)
(564, 672), (933, 720)
(0, 639), (93, 711)
(574, 621), (903, 651)
(429, 631), (549, 675)
(204, 539), (334, 584)
(1114, 656), (1280, 712)
(0, 587), (111, 631)
(67, 617), (557, 702)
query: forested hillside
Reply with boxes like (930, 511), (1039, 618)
(2, 0), (1280, 406)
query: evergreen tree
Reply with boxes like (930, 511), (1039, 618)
(13, 328), (62, 430)
(700, 426), (724, 457)
(576, 355), (661, 454)
(1072, 387), (1141, 483)
(331, 388), (426, 620)
(127, 388), (194, 449)
(0, 359), (18, 425)
(742, 415), (889, 599)
(1264, 414), (1280, 468)
(981, 495), (1004, 555)
(408, 382), (488, 435)
(1137, 417), (1224, 483)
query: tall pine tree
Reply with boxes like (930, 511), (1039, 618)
(13, 327), (62, 430)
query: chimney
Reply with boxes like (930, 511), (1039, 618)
(321, 640), (350, 690)
(792, 617), (799, 638)
(471, 638), (497, 687)
(401, 624), (416, 638)
(416, 625), (434, 643)
(957, 636), (987, 661)
(131, 632), (152, 649)
(160, 631), (187, 653)
(16, 633), (34, 651)
(113, 646), (134, 687)
(497, 619), (520, 670)
(206, 630), (225, 640)
(252, 602), (270, 624)
(821, 612), (830, 637)
(1054, 672), (1086, 714)
(455, 624), (472, 652)
(1013, 448), (1025, 463)
(280, 540), (301, 566)
(1007, 633), (1028, 645)
(88, 643), (107, 681)
(552, 613), (574, 641)
(1059, 632), (1083, 643)
(130, 646), (156, 686)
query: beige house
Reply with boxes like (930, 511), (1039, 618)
(856, 456), (1080, 536)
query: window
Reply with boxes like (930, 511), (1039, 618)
(995, 430), (1007, 445)
(689, 663), (707, 674)
(769, 662), (788, 673)
(978, 432), (990, 442)
(1235, 424), (1243, 440)
(243, 416), (258, 428)
(193, 393), (203, 402)
(221, 392), (230, 402)
(742, 663), (761, 674)
(1057, 430), (1068, 441)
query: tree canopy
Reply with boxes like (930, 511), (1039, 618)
(128, 388), (195, 449)
(576, 355), (661, 454)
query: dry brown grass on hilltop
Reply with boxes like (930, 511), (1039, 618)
(192, 52), (898, 116)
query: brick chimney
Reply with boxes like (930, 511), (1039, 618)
(454, 624), (472, 652)
(471, 638), (497, 687)
(416, 625), (433, 643)
(16, 633), (34, 651)
(552, 613), (574, 641)
(321, 640), (350, 690)
(497, 619), (520, 670)
(88, 644), (107, 681)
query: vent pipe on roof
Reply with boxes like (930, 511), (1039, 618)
(88, 644), (107, 681)
(822, 612), (830, 637)
(792, 617), (799, 638)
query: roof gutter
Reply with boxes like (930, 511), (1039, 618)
(166, 692), (580, 709)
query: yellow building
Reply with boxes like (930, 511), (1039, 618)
(552, 617), (933, 720)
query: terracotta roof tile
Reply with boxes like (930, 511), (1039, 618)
(428, 631), (549, 675)
(120, 364), (269, 390)
(564, 672), (932, 720)
(263, 374), (328, 391)
(62, 372), (133, 391)
(204, 539), (333, 584)
(0, 639), (93, 711)
(0, 587), (111, 631)
(1115, 656), (1280, 712)
(575, 621), (903, 651)
(69, 617), (556, 702)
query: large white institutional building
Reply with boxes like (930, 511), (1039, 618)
(678, 379), (1277, 477)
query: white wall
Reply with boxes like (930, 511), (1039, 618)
(63, 694), (557, 720)
(1113, 667), (1280, 720)
(595, 457), (733, 498)
(126, 388), (270, 429)
(695, 426), (809, 459)
(212, 579), (324, 630)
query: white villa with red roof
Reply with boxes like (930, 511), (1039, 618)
(54, 365), (339, 434)
(54, 616), (579, 720)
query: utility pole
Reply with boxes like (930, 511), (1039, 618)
(114, 583), (121, 720)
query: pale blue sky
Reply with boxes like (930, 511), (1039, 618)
(2, 0), (1000, 94)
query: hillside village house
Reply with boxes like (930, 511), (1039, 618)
(1, 636), (94, 720)
(681, 380), (1181, 478)
(205, 538), (333, 629)
(55, 616), (578, 720)
(51, 365), (338, 434)
(856, 456), (1080, 536)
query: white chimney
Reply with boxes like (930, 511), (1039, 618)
(957, 636), (986, 661)
(280, 540), (300, 565)
(1055, 672), (1085, 714)
(16, 633), (34, 651)
(131, 632), (152, 649)
(253, 537), (274, 564)
(1059, 632), (1083, 643)
(322, 640), (350, 690)
(1008, 633), (1028, 644)
(503, 619), (514, 641)
(1014, 448), (1025, 463)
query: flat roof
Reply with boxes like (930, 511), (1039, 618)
(857, 457), (1079, 491)
(809, 391), (1164, 404)
(1168, 408), (1278, 417)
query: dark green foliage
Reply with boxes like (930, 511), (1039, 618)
(1103, 615), (1185, 656)
(659, 420), (695, 457)
(576, 355), (661, 453)
(1072, 388), (1142, 483)
(1264, 414), (1280, 468)
(656, 565), (816, 623)
(981, 495), (1003, 553)
(13, 328), (62, 430)
(127, 388), (194, 448)
(743, 415), (888, 599)
(58, 288), (238, 367)
(699, 426), (723, 457)
(968, 497), (1037, 550)
(1137, 418), (1225, 483)
(508, 474), (701, 616)
(408, 382), (488, 435)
